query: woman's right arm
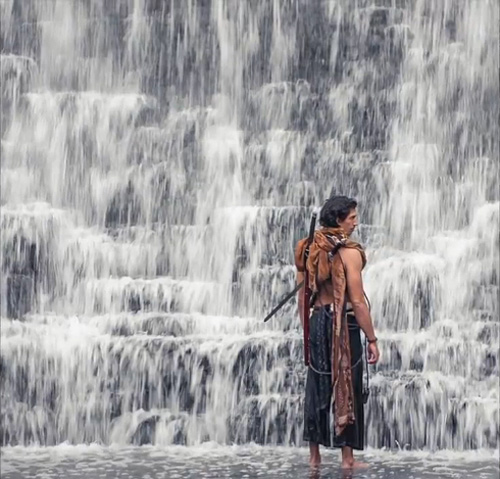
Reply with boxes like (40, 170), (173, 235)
(341, 248), (380, 364)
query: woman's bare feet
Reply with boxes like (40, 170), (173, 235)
(341, 458), (369, 469)
(309, 457), (321, 468)
(341, 446), (369, 469)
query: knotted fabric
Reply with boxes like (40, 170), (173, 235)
(295, 227), (366, 436)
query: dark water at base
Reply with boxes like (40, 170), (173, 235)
(1, 445), (498, 479)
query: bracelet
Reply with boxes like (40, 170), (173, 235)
(367, 337), (378, 344)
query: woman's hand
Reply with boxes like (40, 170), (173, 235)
(367, 342), (380, 364)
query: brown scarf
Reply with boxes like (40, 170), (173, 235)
(295, 227), (366, 436)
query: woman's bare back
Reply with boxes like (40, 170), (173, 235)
(313, 281), (335, 307)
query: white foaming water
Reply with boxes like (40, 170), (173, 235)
(0, 0), (498, 458)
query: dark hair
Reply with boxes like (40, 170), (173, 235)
(319, 195), (358, 227)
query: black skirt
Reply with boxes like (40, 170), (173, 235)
(303, 305), (364, 450)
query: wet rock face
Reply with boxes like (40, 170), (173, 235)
(6, 274), (34, 318)
(0, 0), (498, 451)
(1, 235), (37, 318)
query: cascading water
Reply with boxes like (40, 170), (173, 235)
(1, 0), (498, 461)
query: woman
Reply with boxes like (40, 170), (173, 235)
(295, 195), (380, 469)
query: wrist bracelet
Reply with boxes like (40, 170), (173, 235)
(367, 337), (378, 344)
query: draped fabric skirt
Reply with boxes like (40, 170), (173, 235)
(303, 305), (364, 450)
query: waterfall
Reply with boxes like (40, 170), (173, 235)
(1, 0), (498, 451)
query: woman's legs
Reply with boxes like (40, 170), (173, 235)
(341, 446), (354, 468)
(309, 442), (321, 466)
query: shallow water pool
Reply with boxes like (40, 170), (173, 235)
(1, 444), (498, 479)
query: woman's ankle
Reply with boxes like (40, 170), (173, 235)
(341, 446), (354, 466)
(309, 442), (321, 465)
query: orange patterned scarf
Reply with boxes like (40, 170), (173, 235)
(295, 227), (366, 436)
